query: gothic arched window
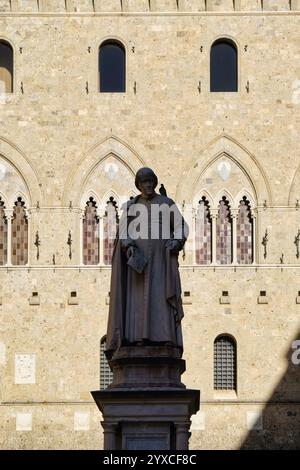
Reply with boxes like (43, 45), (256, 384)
(83, 197), (99, 265)
(237, 196), (253, 264)
(0, 198), (7, 266)
(216, 196), (232, 264)
(195, 196), (212, 265)
(100, 336), (113, 390)
(210, 39), (238, 92)
(99, 40), (126, 93)
(11, 197), (28, 265)
(0, 40), (13, 93)
(214, 335), (237, 391)
(103, 196), (119, 265)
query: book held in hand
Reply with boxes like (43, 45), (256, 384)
(127, 249), (148, 274)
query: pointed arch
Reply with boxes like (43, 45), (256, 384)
(63, 136), (145, 206)
(193, 189), (214, 209)
(11, 190), (30, 210)
(128, 189), (138, 199)
(0, 191), (8, 208)
(81, 189), (100, 211)
(0, 136), (43, 206)
(100, 188), (120, 212)
(175, 135), (271, 206)
(288, 163), (300, 205)
(235, 188), (256, 211)
(215, 189), (235, 211)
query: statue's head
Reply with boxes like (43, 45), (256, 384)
(135, 167), (158, 199)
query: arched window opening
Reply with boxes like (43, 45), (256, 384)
(0, 198), (7, 266)
(216, 196), (232, 264)
(103, 196), (119, 265)
(237, 196), (253, 264)
(99, 40), (126, 93)
(11, 197), (28, 266)
(83, 197), (99, 265)
(0, 40), (13, 93)
(195, 196), (212, 265)
(100, 336), (113, 390)
(210, 39), (237, 92)
(214, 335), (237, 391)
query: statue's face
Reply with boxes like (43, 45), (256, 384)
(139, 177), (156, 199)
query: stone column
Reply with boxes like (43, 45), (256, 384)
(99, 211), (105, 265)
(192, 207), (197, 264)
(252, 212), (256, 264)
(232, 209), (238, 264)
(101, 422), (118, 450)
(79, 209), (84, 266)
(4, 209), (13, 266)
(211, 209), (217, 264)
(25, 208), (31, 265)
(175, 422), (191, 450)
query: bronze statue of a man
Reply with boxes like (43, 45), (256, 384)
(106, 167), (188, 358)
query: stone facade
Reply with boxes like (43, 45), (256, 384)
(0, 1), (300, 450)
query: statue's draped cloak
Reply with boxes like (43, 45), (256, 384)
(106, 194), (187, 357)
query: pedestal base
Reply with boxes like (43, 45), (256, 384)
(92, 388), (200, 450)
(92, 346), (200, 450)
(107, 345), (186, 389)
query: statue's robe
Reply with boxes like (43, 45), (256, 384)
(106, 193), (188, 358)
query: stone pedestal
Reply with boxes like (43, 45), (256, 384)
(91, 346), (200, 450)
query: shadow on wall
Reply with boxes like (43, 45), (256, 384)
(241, 330), (300, 450)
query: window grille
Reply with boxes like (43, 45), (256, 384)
(214, 336), (236, 390)
(100, 337), (113, 389)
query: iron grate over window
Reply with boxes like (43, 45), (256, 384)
(214, 336), (236, 390)
(100, 338), (113, 390)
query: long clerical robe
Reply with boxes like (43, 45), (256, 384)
(106, 193), (188, 358)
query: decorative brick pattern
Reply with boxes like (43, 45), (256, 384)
(214, 335), (236, 390)
(0, 199), (7, 266)
(103, 197), (118, 265)
(237, 196), (253, 264)
(195, 197), (212, 265)
(216, 197), (232, 265)
(82, 197), (99, 265)
(11, 197), (28, 266)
